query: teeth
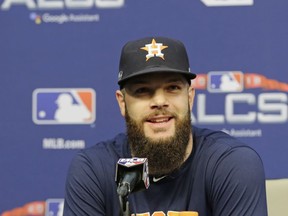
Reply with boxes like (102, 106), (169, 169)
(150, 118), (169, 123)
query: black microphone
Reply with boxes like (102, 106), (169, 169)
(115, 158), (150, 197)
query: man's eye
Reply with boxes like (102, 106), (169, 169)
(168, 85), (181, 91)
(135, 88), (150, 94)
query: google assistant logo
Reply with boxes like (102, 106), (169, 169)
(30, 13), (42, 24)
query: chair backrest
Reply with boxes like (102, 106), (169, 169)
(266, 178), (288, 216)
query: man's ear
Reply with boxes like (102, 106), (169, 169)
(188, 85), (195, 112)
(116, 90), (126, 117)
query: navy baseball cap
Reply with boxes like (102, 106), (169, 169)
(118, 37), (196, 88)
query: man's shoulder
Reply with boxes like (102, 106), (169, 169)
(192, 127), (262, 168)
(193, 126), (248, 149)
(192, 126), (260, 161)
(67, 133), (129, 175)
(192, 126), (264, 180)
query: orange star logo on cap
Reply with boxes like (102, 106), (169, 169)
(140, 39), (168, 61)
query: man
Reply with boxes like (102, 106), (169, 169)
(63, 37), (268, 216)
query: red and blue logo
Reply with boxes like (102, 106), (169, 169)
(207, 71), (243, 93)
(32, 88), (96, 125)
(0, 199), (64, 216)
(193, 71), (288, 92)
(118, 158), (147, 167)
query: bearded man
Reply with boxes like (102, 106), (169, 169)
(64, 37), (268, 216)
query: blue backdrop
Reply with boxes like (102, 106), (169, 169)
(0, 0), (287, 215)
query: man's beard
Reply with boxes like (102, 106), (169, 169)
(125, 107), (192, 176)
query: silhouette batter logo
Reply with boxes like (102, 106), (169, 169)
(208, 71), (243, 92)
(32, 88), (96, 125)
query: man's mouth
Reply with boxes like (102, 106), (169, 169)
(146, 116), (173, 123)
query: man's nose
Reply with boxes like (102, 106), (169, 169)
(150, 90), (168, 109)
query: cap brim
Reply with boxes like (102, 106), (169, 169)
(118, 67), (196, 86)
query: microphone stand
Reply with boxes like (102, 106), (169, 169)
(118, 194), (130, 216)
(117, 182), (131, 216)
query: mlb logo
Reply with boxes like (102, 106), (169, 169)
(46, 199), (64, 216)
(33, 88), (96, 124)
(207, 71), (244, 93)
